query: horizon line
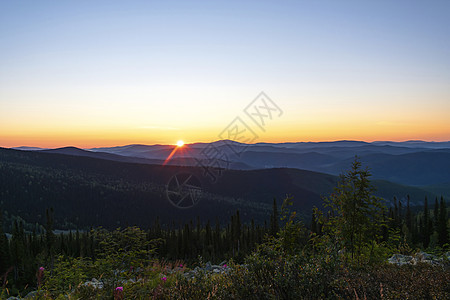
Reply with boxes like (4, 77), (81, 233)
(7, 138), (450, 150)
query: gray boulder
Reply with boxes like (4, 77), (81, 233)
(388, 254), (414, 265)
(388, 251), (448, 266)
(24, 291), (41, 299)
(82, 278), (104, 289)
(416, 251), (436, 262)
(205, 261), (212, 271)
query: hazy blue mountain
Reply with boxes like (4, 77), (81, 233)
(321, 150), (450, 186)
(12, 146), (47, 151)
(39, 146), (165, 165)
(12, 140), (450, 187)
(372, 141), (450, 149)
(0, 147), (439, 228)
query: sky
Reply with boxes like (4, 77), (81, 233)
(1, 0), (449, 148)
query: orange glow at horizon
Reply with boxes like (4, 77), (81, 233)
(1, 111), (449, 148)
(162, 142), (188, 166)
(0, 122), (449, 149)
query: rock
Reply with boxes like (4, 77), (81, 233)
(388, 252), (448, 267)
(83, 278), (104, 289)
(124, 278), (136, 284)
(388, 254), (413, 265)
(24, 291), (41, 299)
(415, 251), (445, 265)
(416, 251), (436, 262)
(205, 261), (212, 271)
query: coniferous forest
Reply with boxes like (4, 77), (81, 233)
(0, 159), (449, 299)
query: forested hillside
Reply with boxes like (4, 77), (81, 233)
(0, 147), (440, 229)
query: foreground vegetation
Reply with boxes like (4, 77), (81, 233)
(1, 159), (449, 299)
(3, 228), (448, 299)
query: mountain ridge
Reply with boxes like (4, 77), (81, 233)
(0, 147), (444, 229)
(9, 140), (450, 186)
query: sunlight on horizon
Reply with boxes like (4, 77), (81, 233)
(0, 1), (449, 147)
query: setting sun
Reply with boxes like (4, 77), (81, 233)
(176, 140), (184, 147)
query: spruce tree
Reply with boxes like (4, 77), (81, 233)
(311, 209), (317, 234)
(233, 210), (241, 254)
(250, 218), (256, 247)
(438, 196), (449, 247)
(45, 208), (56, 270)
(270, 198), (279, 236)
(214, 217), (221, 255)
(0, 208), (10, 275)
(10, 220), (26, 282)
(434, 197), (439, 230)
(423, 197), (430, 248)
(393, 197), (399, 228)
(406, 195), (412, 231)
(381, 209), (389, 242)
(324, 158), (386, 264)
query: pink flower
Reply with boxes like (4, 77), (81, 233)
(223, 264), (227, 268)
(179, 264), (183, 268)
(161, 276), (167, 282)
(115, 287), (123, 291)
(37, 267), (45, 288)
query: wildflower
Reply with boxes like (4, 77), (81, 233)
(114, 286), (124, 300)
(37, 266), (45, 288)
(223, 264), (227, 268)
(179, 264), (183, 268)
(161, 276), (167, 282)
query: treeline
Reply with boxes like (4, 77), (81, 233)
(388, 195), (449, 249)
(152, 208), (274, 261)
(311, 195), (449, 251)
(0, 203), (281, 294)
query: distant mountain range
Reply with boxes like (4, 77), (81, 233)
(13, 140), (450, 186)
(2, 142), (449, 229)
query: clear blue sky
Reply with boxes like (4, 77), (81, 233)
(1, 0), (449, 147)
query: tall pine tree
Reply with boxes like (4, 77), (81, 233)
(270, 198), (279, 236)
(423, 197), (430, 248)
(406, 195), (412, 231)
(434, 197), (439, 231)
(0, 208), (10, 276)
(323, 158), (386, 264)
(438, 196), (449, 247)
(45, 208), (56, 270)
